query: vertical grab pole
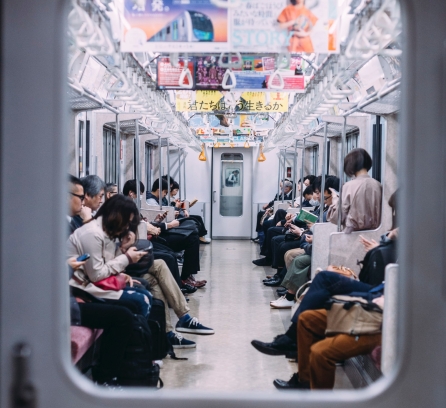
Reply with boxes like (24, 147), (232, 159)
(300, 139), (305, 208)
(183, 151), (187, 200)
(338, 117), (347, 232)
(158, 135), (162, 210)
(178, 148), (182, 201)
(135, 119), (141, 211)
(282, 148), (288, 203)
(277, 149), (282, 201)
(115, 114), (120, 193)
(292, 139), (297, 205)
(320, 122), (328, 223)
(167, 142), (171, 206)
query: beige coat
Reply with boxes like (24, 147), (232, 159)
(68, 217), (129, 299)
(327, 174), (382, 234)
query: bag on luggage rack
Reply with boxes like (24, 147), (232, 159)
(324, 295), (383, 336)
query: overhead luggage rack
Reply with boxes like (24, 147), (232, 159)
(105, 119), (151, 135)
(67, 86), (104, 111)
(357, 89), (401, 115)
(308, 122), (359, 138)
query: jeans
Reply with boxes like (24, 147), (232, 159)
(120, 286), (152, 317)
(291, 271), (372, 323)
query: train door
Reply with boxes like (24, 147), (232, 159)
(211, 148), (252, 238)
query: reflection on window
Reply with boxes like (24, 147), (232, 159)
(220, 153), (243, 217)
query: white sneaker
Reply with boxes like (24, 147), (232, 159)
(199, 236), (211, 244)
(154, 360), (164, 368)
(270, 295), (295, 309)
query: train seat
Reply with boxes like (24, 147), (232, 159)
(71, 326), (103, 364)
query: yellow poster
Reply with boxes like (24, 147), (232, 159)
(176, 91), (288, 112)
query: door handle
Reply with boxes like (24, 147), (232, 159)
(213, 191), (217, 203)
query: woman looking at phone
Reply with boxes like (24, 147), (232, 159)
(68, 194), (152, 316)
(326, 148), (382, 234)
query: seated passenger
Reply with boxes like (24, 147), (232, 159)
(274, 298), (383, 390)
(251, 229), (396, 357)
(105, 182), (118, 200)
(327, 148), (382, 233)
(79, 175), (106, 220)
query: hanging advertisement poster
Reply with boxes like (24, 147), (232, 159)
(175, 90), (289, 112)
(230, 0), (338, 53)
(157, 57), (195, 89)
(122, 0), (229, 52)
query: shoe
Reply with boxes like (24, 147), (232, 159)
(199, 237), (211, 244)
(252, 258), (272, 266)
(177, 257), (184, 266)
(167, 332), (196, 349)
(263, 277), (283, 287)
(273, 373), (310, 390)
(189, 274), (207, 284)
(176, 316), (215, 335)
(251, 334), (296, 356)
(270, 295), (295, 309)
(251, 237), (260, 242)
(263, 274), (279, 283)
(184, 276), (206, 288)
(276, 288), (287, 296)
(154, 360), (164, 368)
(181, 283), (197, 294)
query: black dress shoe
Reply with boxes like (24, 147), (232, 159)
(263, 274), (279, 283)
(263, 277), (283, 286)
(252, 258), (272, 266)
(251, 334), (297, 357)
(181, 283), (197, 294)
(273, 373), (310, 390)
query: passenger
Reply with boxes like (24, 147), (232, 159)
(300, 185), (314, 207)
(168, 180), (211, 244)
(122, 179), (197, 294)
(251, 230), (397, 357)
(67, 176), (142, 384)
(68, 194), (152, 316)
(144, 179), (205, 288)
(327, 148), (382, 233)
(274, 298), (383, 390)
(105, 182), (118, 200)
(79, 175), (106, 220)
(146, 178), (169, 206)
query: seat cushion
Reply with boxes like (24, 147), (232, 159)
(71, 326), (103, 364)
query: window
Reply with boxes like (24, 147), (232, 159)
(220, 153), (243, 216)
(103, 126), (117, 183)
(346, 131), (359, 153)
(310, 145), (319, 175)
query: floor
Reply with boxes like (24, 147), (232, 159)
(161, 240), (353, 391)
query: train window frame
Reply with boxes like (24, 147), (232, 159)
(102, 126), (117, 184)
(3, 0), (446, 407)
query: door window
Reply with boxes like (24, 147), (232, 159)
(220, 153), (243, 216)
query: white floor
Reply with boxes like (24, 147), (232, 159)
(161, 240), (352, 391)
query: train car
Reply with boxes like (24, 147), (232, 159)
(148, 10), (214, 42)
(1, 1), (446, 408)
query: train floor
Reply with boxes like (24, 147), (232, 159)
(162, 240), (353, 391)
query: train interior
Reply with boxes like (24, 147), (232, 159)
(66, 0), (402, 392)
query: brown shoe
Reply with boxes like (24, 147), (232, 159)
(186, 276), (206, 288)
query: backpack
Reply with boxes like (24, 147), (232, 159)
(147, 298), (170, 361)
(117, 314), (163, 388)
(358, 239), (397, 286)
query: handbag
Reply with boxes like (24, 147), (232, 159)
(260, 208), (273, 226)
(324, 295), (383, 336)
(290, 281), (312, 317)
(326, 265), (359, 280)
(92, 274), (126, 291)
(125, 240), (154, 277)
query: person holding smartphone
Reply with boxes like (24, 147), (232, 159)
(326, 148), (382, 233)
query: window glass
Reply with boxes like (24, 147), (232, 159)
(220, 153), (243, 216)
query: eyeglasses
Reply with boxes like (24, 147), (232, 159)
(70, 192), (85, 201)
(324, 195), (332, 201)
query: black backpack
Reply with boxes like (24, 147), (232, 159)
(117, 314), (163, 388)
(147, 298), (170, 361)
(358, 239), (397, 286)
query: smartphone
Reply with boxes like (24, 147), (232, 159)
(137, 246), (151, 252)
(76, 253), (90, 262)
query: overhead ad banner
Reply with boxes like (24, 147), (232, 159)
(122, 0), (339, 53)
(175, 91), (289, 112)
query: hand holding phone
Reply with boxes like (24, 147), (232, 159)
(76, 253), (90, 262)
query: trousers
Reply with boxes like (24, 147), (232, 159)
(282, 254), (311, 293)
(152, 241), (181, 286)
(271, 235), (302, 269)
(79, 302), (134, 376)
(260, 226), (284, 258)
(141, 259), (190, 332)
(298, 309), (381, 389)
(188, 214), (208, 237)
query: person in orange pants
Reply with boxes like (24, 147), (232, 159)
(273, 309), (382, 390)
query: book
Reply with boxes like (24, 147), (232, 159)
(296, 209), (319, 224)
(189, 198), (198, 208)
